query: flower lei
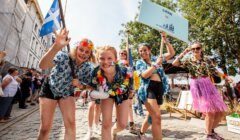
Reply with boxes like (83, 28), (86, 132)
(96, 69), (131, 96)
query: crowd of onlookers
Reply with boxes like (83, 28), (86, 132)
(0, 51), (45, 123)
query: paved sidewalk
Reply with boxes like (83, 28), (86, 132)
(0, 100), (239, 140)
(0, 103), (39, 132)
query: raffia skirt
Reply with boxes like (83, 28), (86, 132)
(190, 76), (227, 113)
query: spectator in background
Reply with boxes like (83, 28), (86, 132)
(19, 72), (32, 109)
(0, 51), (6, 68)
(27, 69), (35, 105)
(0, 51), (6, 83)
(234, 82), (240, 102)
(0, 67), (21, 122)
(32, 72), (42, 104)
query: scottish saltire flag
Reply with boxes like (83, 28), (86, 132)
(39, 0), (61, 37)
(128, 48), (134, 67)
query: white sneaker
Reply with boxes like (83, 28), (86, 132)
(89, 90), (109, 99)
(83, 130), (93, 140)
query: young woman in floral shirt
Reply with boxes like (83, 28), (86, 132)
(38, 29), (94, 140)
(136, 32), (175, 139)
(172, 42), (232, 140)
(90, 46), (132, 140)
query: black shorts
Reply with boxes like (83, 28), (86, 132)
(147, 80), (164, 105)
(109, 93), (129, 104)
(39, 77), (73, 100)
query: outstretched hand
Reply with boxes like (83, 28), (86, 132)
(53, 28), (71, 51)
(156, 56), (163, 65)
(72, 79), (80, 87)
(183, 47), (191, 55)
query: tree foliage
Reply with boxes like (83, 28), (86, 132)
(178, 0), (240, 75)
(120, 0), (240, 75)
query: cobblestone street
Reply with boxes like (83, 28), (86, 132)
(0, 101), (239, 140)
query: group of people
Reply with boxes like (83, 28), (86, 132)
(0, 50), (44, 123)
(36, 28), (232, 140)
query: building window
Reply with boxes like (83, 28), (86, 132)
(35, 42), (38, 52)
(32, 57), (35, 68)
(34, 23), (38, 34)
(31, 37), (35, 50)
(27, 54), (32, 67)
(35, 61), (39, 68)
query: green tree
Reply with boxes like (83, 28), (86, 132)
(178, 0), (240, 75)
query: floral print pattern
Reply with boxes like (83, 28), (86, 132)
(180, 55), (216, 77)
(49, 51), (94, 98)
(136, 56), (170, 104)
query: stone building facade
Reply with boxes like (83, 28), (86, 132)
(0, 0), (52, 71)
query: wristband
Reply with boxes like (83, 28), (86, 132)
(152, 63), (160, 69)
(177, 55), (183, 60)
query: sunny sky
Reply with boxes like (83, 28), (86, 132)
(38, 0), (140, 49)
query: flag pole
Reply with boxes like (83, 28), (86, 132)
(126, 29), (130, 64)
(58, 0), (76, 78)
(58, 0), (70, 52)
(160, 32), (164, 58)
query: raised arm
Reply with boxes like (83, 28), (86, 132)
(39, 29), (71, 70)
(172, 48), (191, 66)
(161, 32), (175, 60)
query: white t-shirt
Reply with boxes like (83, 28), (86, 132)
(2, 74), (19, 97)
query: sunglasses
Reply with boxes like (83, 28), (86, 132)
(120, 53), (127, 55)
(191, 47), (201, 51)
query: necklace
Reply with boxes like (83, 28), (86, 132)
(95, 66), (131, 96)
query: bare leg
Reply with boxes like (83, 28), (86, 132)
(212, 111), (225, 129)
(37, 98), (57, 140)
(58, 96), (76, 140)
(128, 99), (134, 123)
(101, 98), (114, 140)
(140, 112), (150, 134)
(205, 112), (215, 134)
(112, 100), (129, 135)
(88, 101), (96, 128)
(144, 99), (162, 140)
(94, 103), (101, 126)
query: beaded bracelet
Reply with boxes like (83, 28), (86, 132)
(152, 63), (160, 69)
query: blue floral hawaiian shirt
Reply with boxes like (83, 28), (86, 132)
(49, 51), (94, 98)
(136, 56), (170, 104)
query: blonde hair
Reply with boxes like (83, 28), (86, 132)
(96, 46), (117, 60)
(120, 49), (127, 54)
(69, 45), (95, 63)
(69, 45), (77, 60)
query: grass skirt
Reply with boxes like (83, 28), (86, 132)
(190, 77), (227, 113)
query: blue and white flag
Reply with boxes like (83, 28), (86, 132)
(39, 0), (61, 37)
